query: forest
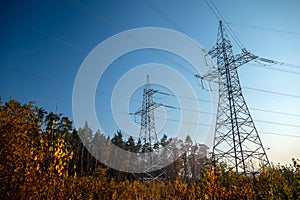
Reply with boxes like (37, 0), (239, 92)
(1, 98), (299, 199)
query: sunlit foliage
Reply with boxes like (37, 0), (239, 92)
(0, 99), (299, 199)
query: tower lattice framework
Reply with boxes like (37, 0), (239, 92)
(135, 75), (161, 152)
(134, 75), (163, 180)
(202, 21), (270, 174)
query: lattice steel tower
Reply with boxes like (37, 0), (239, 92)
(133, 75), (164, 181)
(200, 21), (270, 174)
(135, 75), (161, 152)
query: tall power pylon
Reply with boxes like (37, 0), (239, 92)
(134, 75), (163, 180)
(135, 75), (161, 152)
(199, 21), (270, 174)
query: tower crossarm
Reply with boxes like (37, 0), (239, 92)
(197, 49), (257, 82)
(233, 49), (258, 69)
(146, 89), (159, 96)
(134, 102), (162, 116)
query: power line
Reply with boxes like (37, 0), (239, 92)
(259, 131), (300, 138)
(98, 107), (300, 138)
(69, 0), (121, 32)
(160, 103), (300, 129)
(256, 120), (300, 128)
(2, 66), (74, 87)
(255, 57), (300, 70)
(107, 108), (300, 138)
(161, 89), (300, 117)
(69, 0), (198, 75)
(3, 64), (300, 119)
(3, 89), (299, 139)
(1, 0), (298, 138)
(3, 64), (300, 131)
(4, 90), (298, 140)
(249, 107), (300, 118)
(0, 89), (58, 105)
(243, 86), (300, 99)
(204, 0), (244, 50)
(209, 0), (244, 49)
(204, 0), (220, 21)
(157, 91), (212, 104)
(144, 0), (186, 34)
(17, 1), (298, 101)
(5, 38), (300, 80)
(227, 22), (300, 36)
(251, 60), (300, 72)
(2, 87), (299, 136)
(203, 1), (300, 73)
(30, 26), (89, 53)
(0, 41), (75, 69)
(249, 62), (300, 75)
(8, 45), (296, 106)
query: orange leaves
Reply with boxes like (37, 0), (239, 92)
(1, 99), (300, 199)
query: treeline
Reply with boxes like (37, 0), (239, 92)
(76, 121), (209, 181)
(1, 99), (300, 199)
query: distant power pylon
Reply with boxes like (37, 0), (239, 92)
(134, 75), (164, 180)
(135, 75), (161, 152)
(197, 21), (270, 174)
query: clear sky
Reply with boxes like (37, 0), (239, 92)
(1, 0), (300, 165)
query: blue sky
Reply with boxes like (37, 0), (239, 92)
(1, 0), (300, 165)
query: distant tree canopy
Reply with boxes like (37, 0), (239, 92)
(0, 99), (209, 181)
(1, 98), (299, 199)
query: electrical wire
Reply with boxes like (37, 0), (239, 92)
(3, 89), (299, 138)
(69, 0), (121, 31)
(255, 59), (300, 70)
(204, 0), (220, 21)
(255, 120), (300, 128)
(30, 26), (89, 53)
(249, 107), (300, 118)
(227, 22), (300, 36)
(259, 131), (300, 138)
(3, 63), (300, 132)
(158, 103), (300, 129)
(0, 41), (75, 69)
(2, 0), (299, 139)
(30, 0), (300, 100)
(144, 0), (186, 34)
(204, 0), (244, 50)
(243, 86), (300, 99)
(69, 0), (198, 75)
(249, 62), (300, 75)
(3, 64), (300, 119)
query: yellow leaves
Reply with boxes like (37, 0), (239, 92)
(55, 164), (64, 176)
(112, 190), (118, 200)
(70, 151), (74, 158)
(45, 136), (73, 178)
(2, 100), (298, 199)
(36, 164), (40, 171)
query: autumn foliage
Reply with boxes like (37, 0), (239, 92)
(1, 99), (299, 199)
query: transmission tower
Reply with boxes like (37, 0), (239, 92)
(135, 75), (161, 152)
(134, 75), (163, 180)
(198, 21), (270, 174)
